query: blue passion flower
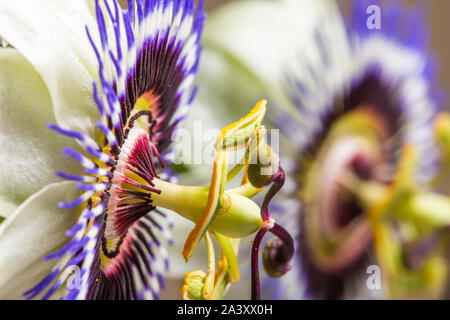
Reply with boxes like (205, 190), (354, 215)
(24, 0), (205, 300)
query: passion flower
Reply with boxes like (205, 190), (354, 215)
(23, 0), (206, 300)
(269, 0), (447, 299)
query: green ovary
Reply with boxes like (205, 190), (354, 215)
(151, 178), (264, 238)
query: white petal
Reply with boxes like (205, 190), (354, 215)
(0, 49), (82, 219)
(0, 181), (80, 299)
(0, 0), (100, 136)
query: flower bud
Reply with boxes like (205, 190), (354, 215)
(263, 238), (293, 278)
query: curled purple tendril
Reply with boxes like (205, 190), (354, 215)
(263, 230), (294, 278)
(251, 167), (295, 300)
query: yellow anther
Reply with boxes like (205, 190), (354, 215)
(214, 100), (267, 150)
(182, 151), (228, 261)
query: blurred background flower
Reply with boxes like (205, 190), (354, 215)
(267, 0), (447, 299)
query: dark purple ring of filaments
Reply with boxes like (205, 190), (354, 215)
(23, 0), (206, 300)
(101, 111), (161, 259)
(251, 167), (295, 300)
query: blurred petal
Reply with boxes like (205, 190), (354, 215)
(0, 256), (54, 300)
(0, 48), (81, 219)
(0, 181), (80, 299)
(201, 0), (341, 113)
(0, 0), (99, 136)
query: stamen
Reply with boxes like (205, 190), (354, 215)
(215, 99), (267, 150)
